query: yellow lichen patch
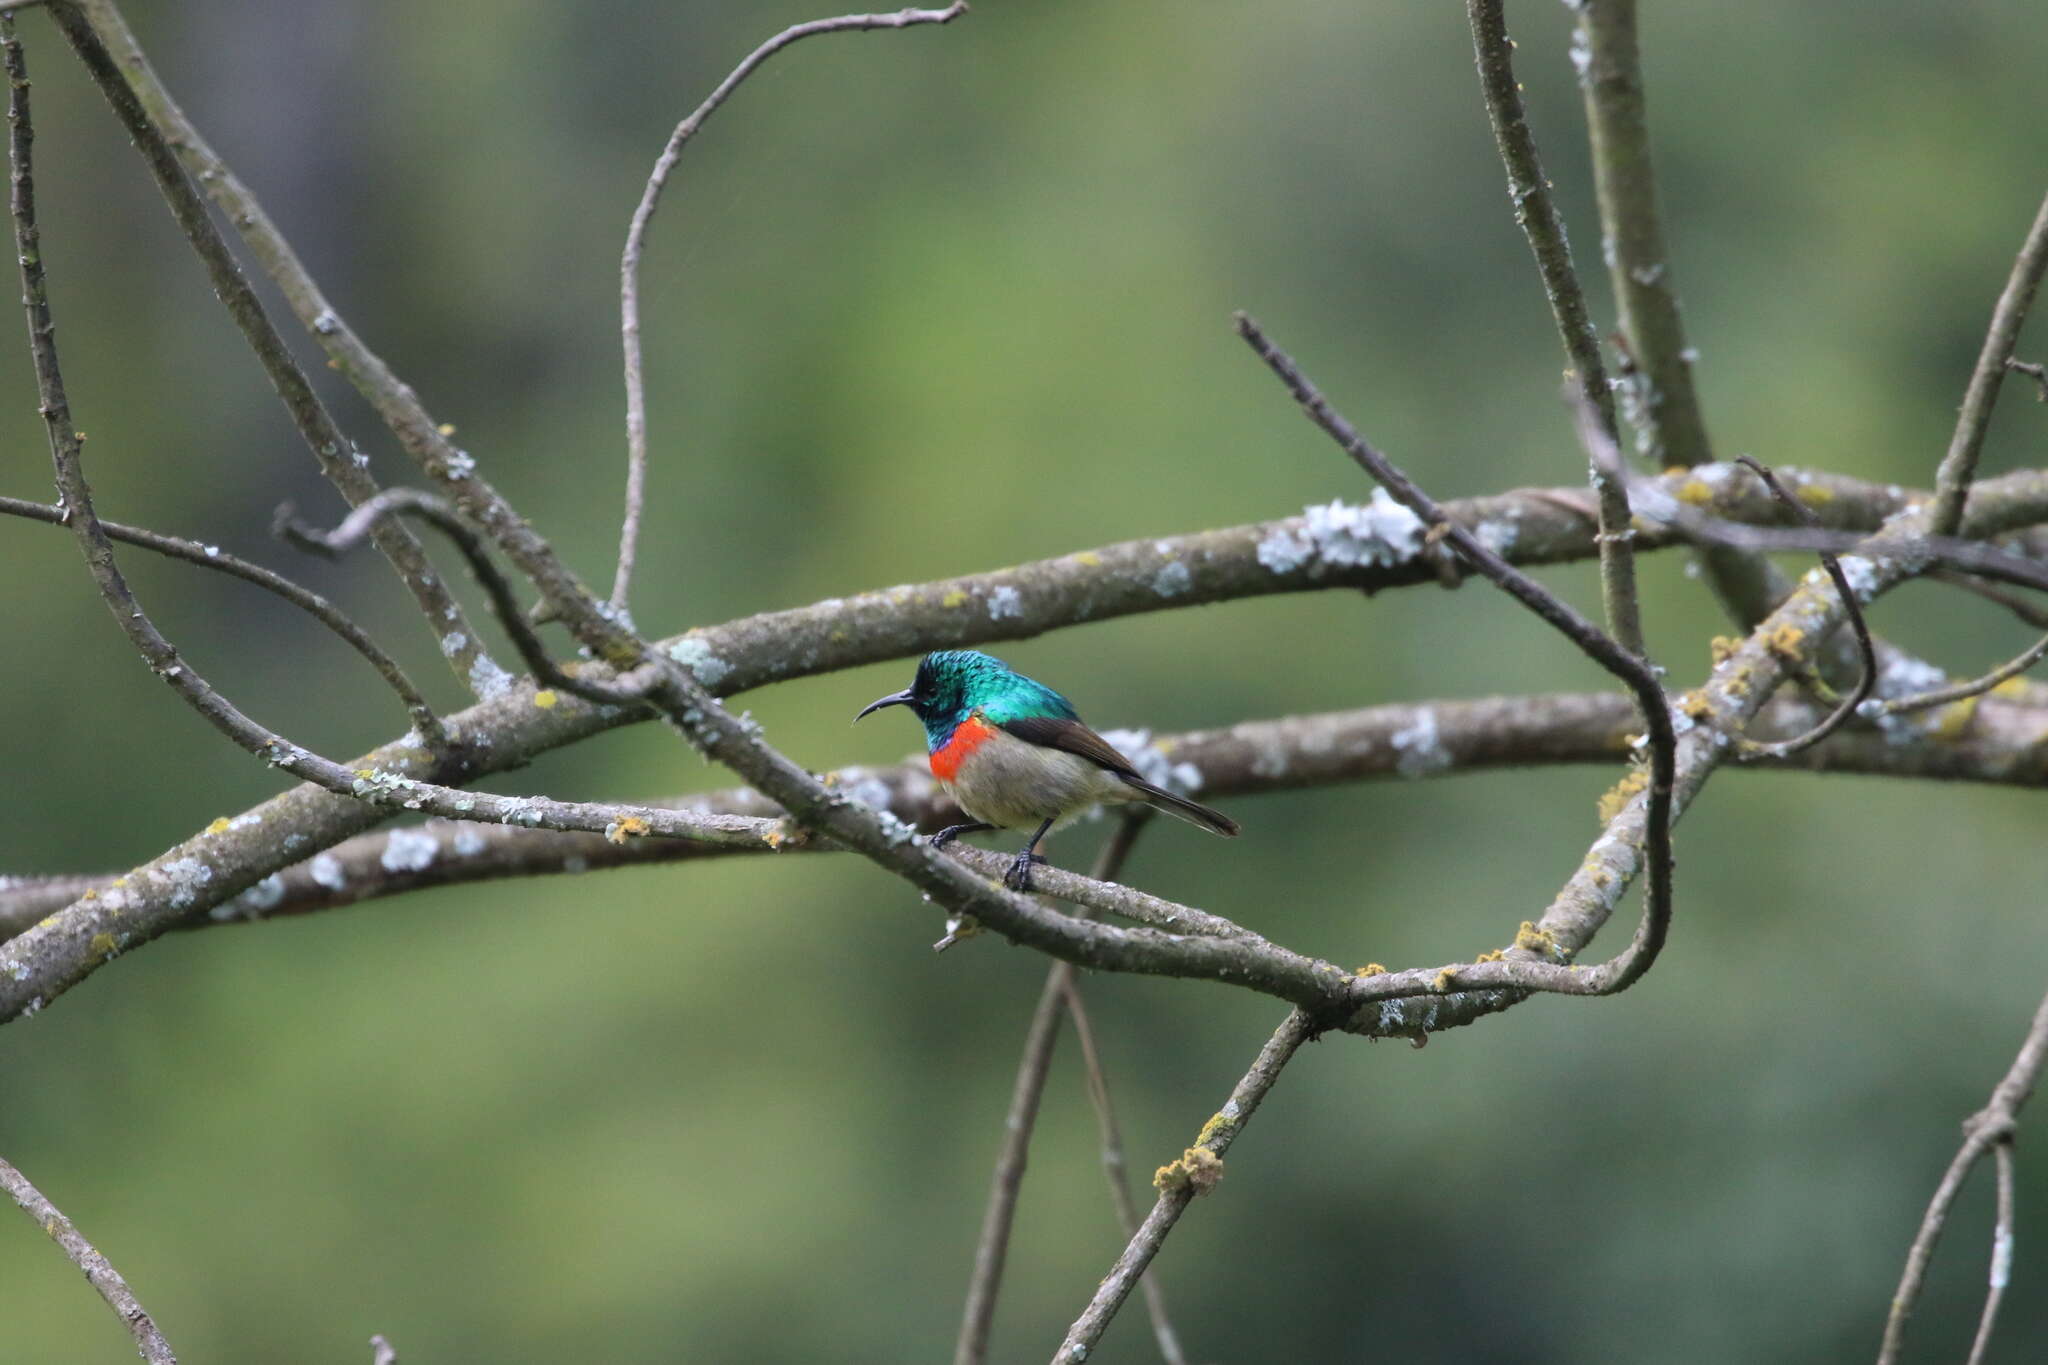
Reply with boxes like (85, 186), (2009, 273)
(1662, 466), (1688, 478)
(1072, 551), (1102, 567)
(605, 816), (651, 844)
(1797, 482), (1835, 508)
(1475, 948), (1505, 964)
(1153, 1146), (1225, 1196)
(88, 932), (117, 960)
(1710, 635), (1741, 665)
(437, 423), (457, 437)
(940, 589), (968, 608)
(1355, 962), (1387, 977)
(1432, 967), (1458, 992)
(1515, 921), (1561, 957)
(1678, 690), (1714, 721)
(1195, 1111), (1232, 1147)
(1933, 695), (1980, 741)
(1992, 676), (2031, 700)
(532, 690), (559, 710)
(206, 817), (231, 836)
(1597, 767), (1650, 823)
(762, 821), (809, 851)
(1766, 623), (1806, 659)
(356, 768), (376, 780)
(1676, 480), (1713, 507)
(1725, 666), (1752, 699)
(82, 888), (97, 900)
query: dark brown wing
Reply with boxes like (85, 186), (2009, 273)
(1000, 715), (1240, 837)
(998, 715), (1141, 776)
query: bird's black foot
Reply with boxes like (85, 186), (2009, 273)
(1002, 850), (1048, 892)
(931, 821), (994, 850)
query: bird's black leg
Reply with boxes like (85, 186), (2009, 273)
(1004, 817), (1057, 892)
(930, 821), (995, 849)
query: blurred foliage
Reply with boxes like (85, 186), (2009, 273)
(3, 2), (2047, 1360)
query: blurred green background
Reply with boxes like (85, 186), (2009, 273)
(3, 2), (2047, 1360)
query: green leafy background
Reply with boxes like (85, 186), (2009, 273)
(3, 3), (2046, 1360)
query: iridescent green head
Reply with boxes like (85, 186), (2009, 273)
(855, 650), (1078, 750)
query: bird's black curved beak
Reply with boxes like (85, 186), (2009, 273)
(855, 688), (915, 723)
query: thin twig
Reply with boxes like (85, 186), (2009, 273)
(44, 0), (507, 698)
(955, 814), (1146, 1365)
(615, 1), (968, 611)
(0, 495), (445, 747)
(1864, 632), (2048, 718)
(1053, 1009), (1315, 1363)
(2007, 357), (2048, 402)
(1931, 187), (2048, 535)
(1724, 456), (1873, 758)
(1465, 0), (1641, 656)
(1061, 938), (1188, 1364)
(1877, 981), (2048, 1364)
(1961, 1142), (2016, 1365)
(0, 1151), (176, 1364)
(1237, 311), (1676, 997)
(278, 489), (656, 708)
(1571, 0), (1711, 472)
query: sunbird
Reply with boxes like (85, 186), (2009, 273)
(855, 650), (1239, 890)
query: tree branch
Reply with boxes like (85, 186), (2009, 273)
(1931, 186), (2048, 535)
(1877, 979), (2048, 1364)
(1053, 1008), (1316, 1362)
(0, 1151), (176, 1365)
(615, 2), (968, 612)
(1466, 0), (1641, 655)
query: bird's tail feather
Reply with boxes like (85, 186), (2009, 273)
(1118, 776), (1239, 837)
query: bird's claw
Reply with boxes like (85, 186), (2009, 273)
(1002, 852), (1046, 892)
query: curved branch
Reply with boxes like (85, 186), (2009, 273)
(0, 495), (444, 747)
(1931, 186), (2048, 535)
(615, 2), (968, 611)
(0, 1152), (176, 1365)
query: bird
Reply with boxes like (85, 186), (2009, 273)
(855, 649), (1239, 891)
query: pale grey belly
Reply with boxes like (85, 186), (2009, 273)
(945, 734), (1133, 829)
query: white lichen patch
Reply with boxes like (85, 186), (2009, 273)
(876, 810), (920, 846)
(1098, 728), (1204, 796)
(1151, 559), (1192, 597)
(1834, 554), (1879, 601)
(309, 853), (346, 891)
(666, 636), (733, 688)
(845, 777), (895, 813)
(380, 827), (439, 874)
(469, 654), (516, 702)
(1390, 707), (1453, 778)
(1257, 492), (1424, 577)
(154, 857), (214, 910)
(219, 874), (286, 919)
(1473, 518), (1519, 555)
(987, 585), (1024, 619)
(451, 827), (488, 857)
(440, 631), (468, 658)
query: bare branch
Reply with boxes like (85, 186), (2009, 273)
(1466, 0), (1641, 655)
(278, 489), (657, 708)
(1962, 1142), (2015, 1365)
(1236, 311), (1676, 997)
(0, 495), (445, 747)
(1878, 981), (2048, 1364)
(956, 815), (1145, 1365)
(615, 2), (969, 612)
(44, 0), (506, 697)
(1725, 456), (1873, 758)
(2007, 357), (2048, 402)
(1931, 187), (2048, 534)
(1571, 0), (1712, 472)
(0, 1152), (176, 1365)
(1053, 1009), (1315, 1362)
